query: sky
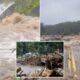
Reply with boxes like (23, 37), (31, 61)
(40, 0), (80, 25)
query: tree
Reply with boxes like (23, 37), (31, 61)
(17, 42), (63, 57)
(15, 0), (39, 14)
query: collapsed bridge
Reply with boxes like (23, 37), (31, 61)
(0, 2), (15, 20)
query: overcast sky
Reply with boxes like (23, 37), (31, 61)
(40, 0), (80, 25)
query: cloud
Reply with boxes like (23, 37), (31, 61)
(40, 0), (80, 25)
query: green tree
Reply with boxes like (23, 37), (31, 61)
(15, 0), (39, 14)
(17, 42), (63, 57)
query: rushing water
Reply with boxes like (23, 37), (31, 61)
(0, 42), (16, 80)
(0, 42), (16, 60)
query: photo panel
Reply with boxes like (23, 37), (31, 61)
(16, 41), (64, 79)
(0, 0), (40, 42)
(40, 0), (80, 41)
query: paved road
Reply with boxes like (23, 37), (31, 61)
(65, 45), (80, 80)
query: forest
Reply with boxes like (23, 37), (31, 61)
(17, 42), (63, 57)
(41, 21), (80, 35)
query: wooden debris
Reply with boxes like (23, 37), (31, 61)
(17, 52), (63, 77)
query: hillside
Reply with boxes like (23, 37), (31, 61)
(41, 21), (80, 35)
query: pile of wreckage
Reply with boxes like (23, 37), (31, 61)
(17, 52), (63, 79)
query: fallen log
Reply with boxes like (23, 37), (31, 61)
(17, 67), (26, 77)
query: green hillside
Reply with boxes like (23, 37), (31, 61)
(17, 42), (63, 57)
(41, 21), (80, 35)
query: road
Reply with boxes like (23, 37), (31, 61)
(65, 45), (80, 80)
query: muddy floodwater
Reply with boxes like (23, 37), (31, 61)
(17, 63), (44, 77)
(0, 13), (40, 42)
(0, 59), (16, 80)
(0, 42), (16, 80)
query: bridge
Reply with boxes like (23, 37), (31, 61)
(0, 2), (15, 20)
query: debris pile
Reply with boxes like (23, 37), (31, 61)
(17, 52), (63, 78)
(41, 35), (62, 41)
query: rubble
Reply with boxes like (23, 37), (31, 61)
(17, 52), (63, 78)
